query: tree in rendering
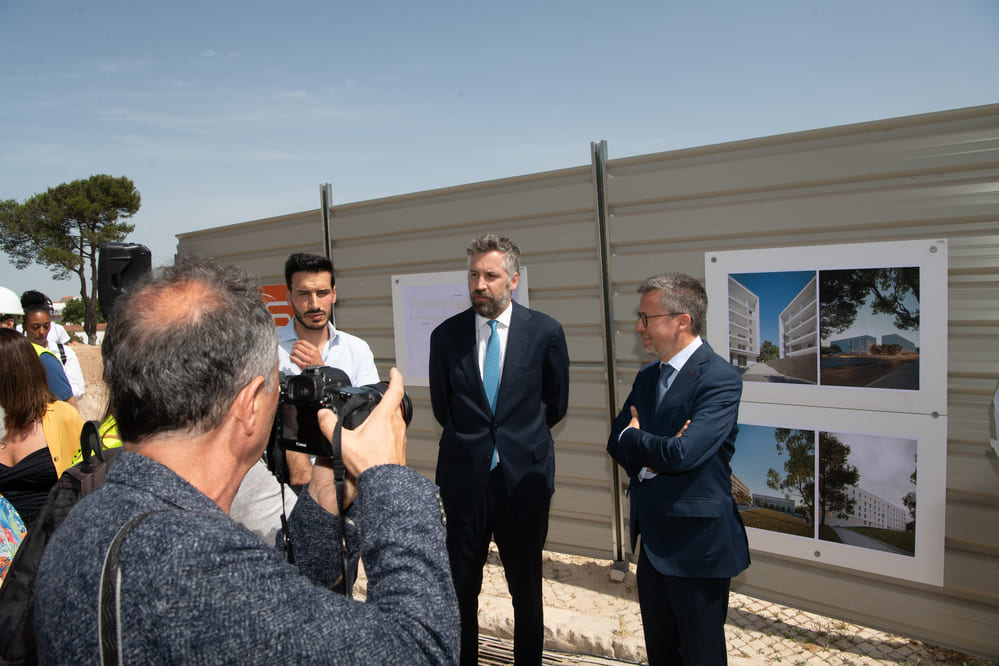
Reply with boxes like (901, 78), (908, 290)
(767, 428), (861, 527)
(817, 432), (860, 525)
(766, 428), (815, 523)
(757, 340), (780, 362)
(819, 267), (919, 341)
(902, 454), (917, 531)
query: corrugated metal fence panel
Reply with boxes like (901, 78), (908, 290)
(176, 210), (326, 284)
(174, 104), (999, 658)
(173, 170), (619, 557)
(316, 166), (617, 557)
(601, 105), (999, 658)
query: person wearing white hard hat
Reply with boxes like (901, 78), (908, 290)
(0, 287), (22, 329)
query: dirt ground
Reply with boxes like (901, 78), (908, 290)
(70, 342), (108, 422)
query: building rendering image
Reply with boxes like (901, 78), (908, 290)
(727, 276), (760, 368)
(882, 333), (917, 352)
(752, 493), (797, 514)
(778, 274), (818, 360)
(825, 485), (909, 532)
(829, 334), (877, 354)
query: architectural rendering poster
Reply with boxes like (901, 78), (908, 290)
(390, 269), (528, 387)
(705, 240), (947, 585)
(732, 402), (945, 585)
(704, 239), (947, 414)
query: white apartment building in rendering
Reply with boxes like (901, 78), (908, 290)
(778, 274), (818, 359)
(825, 485), (909, 532)
(728, 276), (760, 368)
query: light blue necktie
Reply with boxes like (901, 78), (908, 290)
(656, 362), (675, 407)
(484, 320), (501, 468)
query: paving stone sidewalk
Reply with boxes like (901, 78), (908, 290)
(355, 544), (992, 663)
(470, 546), (994, 665)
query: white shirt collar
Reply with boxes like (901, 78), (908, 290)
(279, 318), (338, 346)
(474, 301), (513, 331)
(664, 335), (703, 373)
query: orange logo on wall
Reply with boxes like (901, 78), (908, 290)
(260, 284), (293, 328)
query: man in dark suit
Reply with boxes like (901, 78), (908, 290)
(430, 234), (570, 665)
(608, 272), (749, 665)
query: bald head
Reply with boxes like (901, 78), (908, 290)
(103, 258), (278, 443)
(128, 276), (224, 329)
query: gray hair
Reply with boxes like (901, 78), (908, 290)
(103, 257), (278, 444)
(466, 234), (520, 278)
(638, 272), (707, 336)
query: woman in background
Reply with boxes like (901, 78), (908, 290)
(21, 300), (86, 400)
(0, 329), (83, 527)
(1, 405), (28, 585)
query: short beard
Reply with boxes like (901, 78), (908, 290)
(294, 309), (329, 331)
(471, 291), (511, 319)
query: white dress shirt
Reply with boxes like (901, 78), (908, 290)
(276, 320), (379, 385)
(475, 304), (513, 384)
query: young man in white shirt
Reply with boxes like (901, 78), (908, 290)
(276, 253), (378, 484)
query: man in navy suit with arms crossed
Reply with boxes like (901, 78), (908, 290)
(430, 234), (570, 665)
(608, 272), (749, 666)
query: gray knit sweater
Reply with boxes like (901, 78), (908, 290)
(35, 451), (459, 664)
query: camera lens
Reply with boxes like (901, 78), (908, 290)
(367, 382), (414, 426)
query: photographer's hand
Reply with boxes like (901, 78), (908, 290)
(310, 368), (408, 515)
(338, 367), (408, 474)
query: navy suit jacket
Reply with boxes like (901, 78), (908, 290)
(430, 301), (570, 523)
(607, 341), (750, 579)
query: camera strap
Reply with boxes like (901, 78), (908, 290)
(279, 493), (294, 564)
(328, 417), (351, 598)
(327, 394), (370, 599)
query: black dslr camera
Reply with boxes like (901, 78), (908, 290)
(271, 365), (413, 460)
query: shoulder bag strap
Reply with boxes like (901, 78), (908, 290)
(98, 510), (168, 666)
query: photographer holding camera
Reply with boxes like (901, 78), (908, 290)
(231, 252), (380, 543)
(34, 258), (459, 664)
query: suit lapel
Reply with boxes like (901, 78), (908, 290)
(455, 309), (489, 408)
(653, 343), (711, 422)
(494, 302), (530, 416)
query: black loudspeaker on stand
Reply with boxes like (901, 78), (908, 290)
(97, 242), (152, 321)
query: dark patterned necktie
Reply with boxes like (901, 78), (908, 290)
(656, 362), (675, 406)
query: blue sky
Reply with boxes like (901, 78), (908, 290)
(2, 1), (997, 301)
(834, 431), (916, 513)
(733, 424), (790, 499)
(730, 271), (815, 345)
